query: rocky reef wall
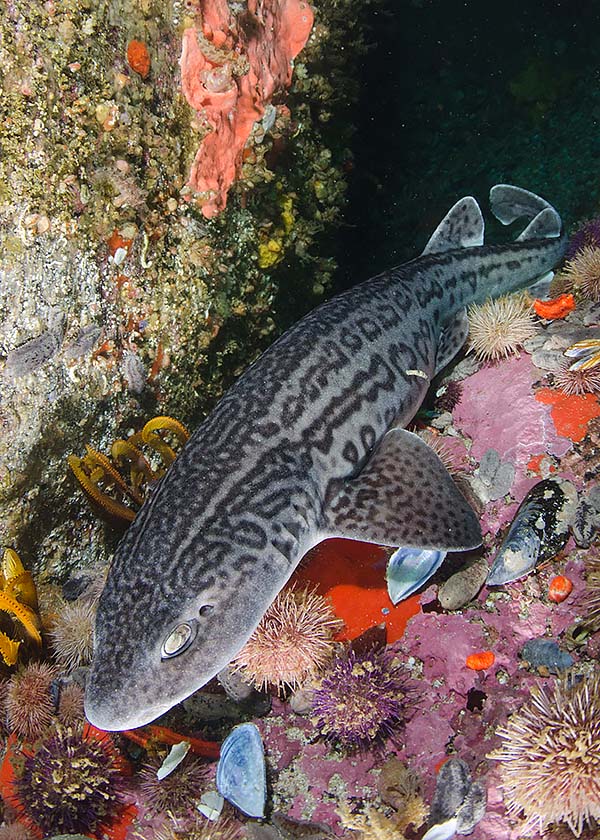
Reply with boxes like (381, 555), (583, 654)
(0, 0), (368, 578)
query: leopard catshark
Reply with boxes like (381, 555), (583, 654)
(85, 185), (566, 730)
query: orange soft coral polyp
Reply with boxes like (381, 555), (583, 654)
(533, 293), (576, 320)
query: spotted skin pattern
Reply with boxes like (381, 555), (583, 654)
(86, 194), (566, 730)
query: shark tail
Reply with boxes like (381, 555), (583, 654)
(489, 184), (563, 240)
(466, 184), (567, 306)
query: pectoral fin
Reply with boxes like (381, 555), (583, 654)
(322, 428), (482, 551)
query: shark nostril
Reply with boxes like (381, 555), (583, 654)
(199, 604), (214, 617)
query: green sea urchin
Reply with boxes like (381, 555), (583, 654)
(0, 823), (34, 840)
(467, 293), (536, 362)
(160, 815), (242, 840)
(311, 646), (408, 750)
(490, 674), (600, 837)
(48, 598), (96, 672)
(56, 681), (85, 727)
(583, 555), (600, 631)
(231, 585), (342, 692)
(6, 662), (58, 741)
(560, 246), (600, 301)
(10, 724), (127, 838)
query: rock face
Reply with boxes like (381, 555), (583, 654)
(0, 0), (365, 576)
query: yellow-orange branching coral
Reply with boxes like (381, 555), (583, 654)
(69, 416), (190, 526)
(0, 549), (42, 663)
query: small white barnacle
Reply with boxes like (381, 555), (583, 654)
(405, 368), (429, 380)
(161, 620), (197, 659)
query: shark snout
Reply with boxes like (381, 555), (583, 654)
(84, 686), (172, 731)
(84, 654), (174, 731)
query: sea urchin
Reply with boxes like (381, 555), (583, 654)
(159, 815), (242, 840)
(560, 245), (600, 301)
(231, 585), (342, 693)
(48, 598), (96, 672)
(490, 674), (600, 837)
(565, 217), (600, 260)
(553, 360), (600, 396)
(8, 724), (127, 838)
(5, 662), (58, 741)
(467, 293), (536, 362)
(138, 754), (210, 818)
(311, 646), (408, 750)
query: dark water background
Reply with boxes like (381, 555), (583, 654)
(336, 0), (600, 288)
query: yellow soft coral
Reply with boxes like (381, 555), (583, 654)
(0, 549), (42, 660)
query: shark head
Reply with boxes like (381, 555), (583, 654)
(84, 500), (284, 731)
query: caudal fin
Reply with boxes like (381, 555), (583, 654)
(490, 184), (562, 240)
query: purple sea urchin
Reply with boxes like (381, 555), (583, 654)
(10, 724), (127, 837)
(490, 674), (600, 837)
(566, 217), (600, 260)
(434, 380), (463, 413)
(6, 663), (57, 741)
(311, 646), (408, 750)
(138, 754), (210, 817)
(48, 598), (96, 672)
(231, 585), (342, 692)
(467, 293), (536, 362)
(553, 360), (600, 396)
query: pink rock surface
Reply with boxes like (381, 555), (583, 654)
(453, 354), (572, 467)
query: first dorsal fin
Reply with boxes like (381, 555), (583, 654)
(422, 196), (484, 255)
(321, 428), (482, 551)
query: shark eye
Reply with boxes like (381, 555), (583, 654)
(161, 620), (197, 659)
(199, 604), (214, 617)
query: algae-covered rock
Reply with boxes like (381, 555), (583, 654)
(0, 0), (370, 577)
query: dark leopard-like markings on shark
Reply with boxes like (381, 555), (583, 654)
(85, 185), (566, 730)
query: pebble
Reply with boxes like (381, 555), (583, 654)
(471, 448), (514, 503)
(530, 347), (565, 372)
(520, 637), (574, 675)
(289, 684), (316, 715)
(218, 665), (257, 701)
(583, 302), (600, 326)
(438, 558), (489, 611)
(430, 411), (453, 430)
